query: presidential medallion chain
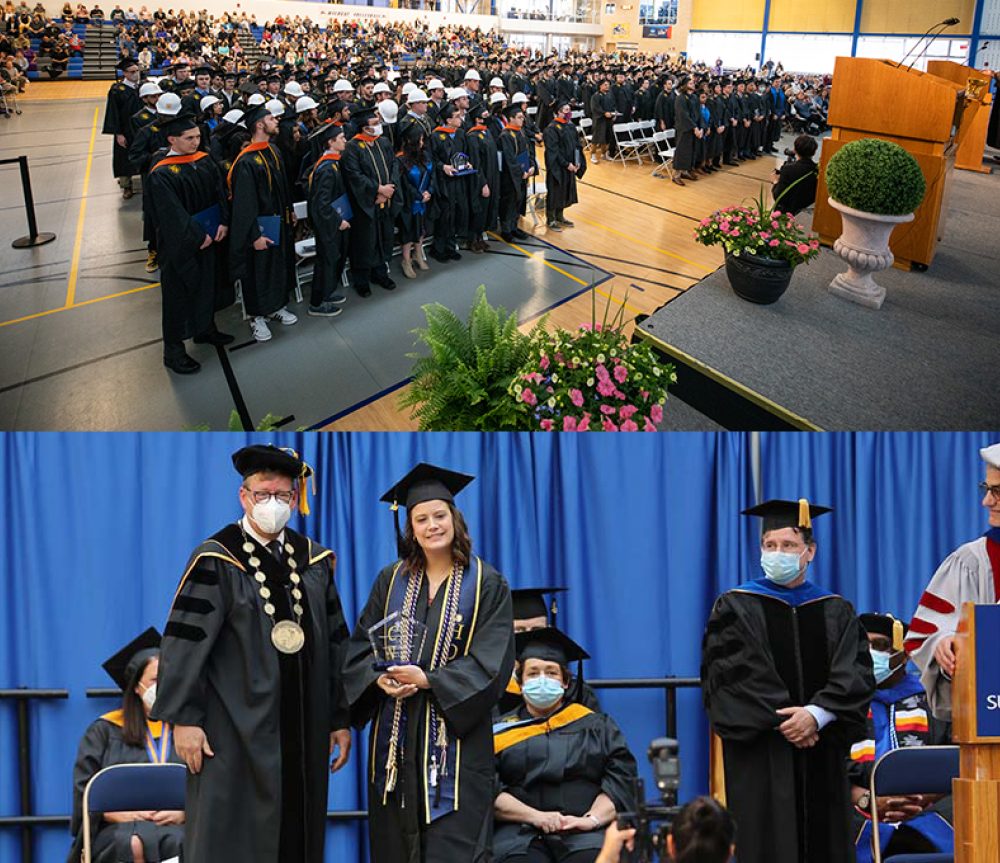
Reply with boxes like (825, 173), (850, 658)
(239, 523), (306, 654)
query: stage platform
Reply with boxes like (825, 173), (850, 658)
(635, 243), (1000, 431)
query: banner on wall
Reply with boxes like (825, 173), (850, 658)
(642, 24), (672, 38)
(612, 22), (630, 37)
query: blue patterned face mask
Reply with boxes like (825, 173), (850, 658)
(760, 550), (804, 584)
(521, 675), (564, 709)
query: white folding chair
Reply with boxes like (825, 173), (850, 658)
(526, 179), (547, 226)
(291, 200), (312, 302)
(650, 130), (676, 179)
(570, 109), (583, 121)
(612, 122), (644, 165)
(635, 119), (657, 155)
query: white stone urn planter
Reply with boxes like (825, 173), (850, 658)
(827, 198), (915, 310)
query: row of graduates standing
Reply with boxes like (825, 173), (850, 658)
(69, 451), (639, 863)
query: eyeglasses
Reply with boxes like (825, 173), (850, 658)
(980, 481), (1000, 501)
(244, 488), (294, 504)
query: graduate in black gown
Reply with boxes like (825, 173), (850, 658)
(653, 78), (676, 134)
(341, 106), (400, 297)
(428, 101), (470, 263)
(153, 446), (352, 863)
(103, 56), (142, 199)
(498, 105), (536, 243)
(701, 499), (875, 863)
(343, 463), (516, 863)
(145, 113), (234, 374)
(464, 100), (500, 254)
(227, 105), (298, 342)
(305, 122), (350, 317)
(671, 77), (699, 185)
(542, 100), (586, 232)
(395, 123), (436, 279)
(493, 628), (637, 863)
(69, 629), (184, 863)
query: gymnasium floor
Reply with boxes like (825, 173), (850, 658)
(0, 80), (820, 430)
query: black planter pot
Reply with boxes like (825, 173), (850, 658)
(724, 251), (794, 304)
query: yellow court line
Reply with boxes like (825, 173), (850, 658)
(0, 283), (160, 329)
(488, 231), (589, 286)
(65, 106), (99, 308)
(573, 215), (714, 272)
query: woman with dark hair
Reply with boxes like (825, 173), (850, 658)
(395, 123), (435, 278)
(667, 797), (735, 863)
(68, 629), (184, 863)
(343, 463), (515, 863)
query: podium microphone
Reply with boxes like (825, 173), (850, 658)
(901, 18), (960, 71)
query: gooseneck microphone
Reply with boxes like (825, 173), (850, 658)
(900, 18), (960, 72)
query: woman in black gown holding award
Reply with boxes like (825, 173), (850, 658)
(343, 463), (515, 863)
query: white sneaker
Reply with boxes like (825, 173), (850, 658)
(590, 154), (598, 164)
(250, 316), (272, 342)
(270, 306), (298, 325)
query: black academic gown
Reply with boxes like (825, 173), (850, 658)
(493, 702), (637, 863)
(129, 105), (156, 139)
(536, 78), (556, 129)
(68, 713), (184, 863)
(152, 524), (351, 863)
(653, 89), (675, 132)
(672, 92), (697, 172)
(542, 118), (586, 212)
(341, 133), (400, 272)
(589, 91), (614, 146)
(464, 124), (500, 236)
(128, 118), (171, 246)
(343, 559), (515, 863)
(701, 578), (875, 863)
(499, 125), (534, 232)
(227, 142), (294, 316)
(145, 151), (233, 351)
(306, 153), (350, 304)
(103, 79), (142, 177)
(428, 126), (470, 251)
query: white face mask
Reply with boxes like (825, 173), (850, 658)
(140, 683), (157, 710)
(251, 496), (292, 535)
(369, 123), (383, 137)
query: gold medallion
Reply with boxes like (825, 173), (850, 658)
(271, 620), (305, 654)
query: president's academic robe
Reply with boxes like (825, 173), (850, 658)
(492, 703), (637, 863)
(341, 132), (400, 271)
(68, 713), (184, 863)
(542, 117), (586, 212)
(464, 124), (500, 236)
(146, 151), (233, 348)
(103, 79), (142, 177)
(343, 559), (515, 863)
(152, 524), (351, 863)
(227, 142), (294, 317)
(701, 578), (875, 863)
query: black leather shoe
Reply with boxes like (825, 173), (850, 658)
(501, 233), (514, 242)
(356, 285), (372, 298)
(377, 277), (397, 291)
(193, 330), (235, 346)
(512, 228), (530, 240)
(429, 250), (451, 263)
(164, 354), (201, 374)
(447, 250), (462, 260)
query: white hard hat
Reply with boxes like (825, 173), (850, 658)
(446, 87), (464, 101)
(296, 96), (319, 113)
(490, 91), (506, 104)
(401, 81), (417, 96)
(265, 98), (285, 117)
(377, 99), (398, 124)
(156, 92), (181, 116)
(139, 82), (161, 97)
(200, 94), (220, 112)
(512, 91), (528, 104)
(373, 81), (392, 94)
(247, 93), (266, 106)
(464, 69), (481, 81)
(283, 81), (304, 97)
(406, 88), (429, 104)
(222, 108), (244, 124)
(426, 78), (445, 91)
(333, 79), (353, 92)
(489, 77), (504, 88)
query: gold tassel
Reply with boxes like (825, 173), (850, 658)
(892, 618), (904, 652)
(798, 498), (811, 530)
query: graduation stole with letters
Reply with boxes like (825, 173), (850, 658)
(151, 151), (208, 172)
(493, 703), (593, 754)
(370, 557), (483, 823)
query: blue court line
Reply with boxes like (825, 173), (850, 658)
(630, 283), (646, 292)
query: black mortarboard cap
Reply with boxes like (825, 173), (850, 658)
(172, 61), (189, 71)
(242, 104), (271, 132)
(380, 462), (475, 554)
(161, 112), (198, 136)
(194, 65), (213, 77)
(232, 444), (314, 515)
(511, 587), (567, 622)
(352, 106), (379, 128)
(515, 626), (589, 666)
(860, 613), (908, 651)
(117, 56), (139, 72)
(741, 498), (832, 533)
(308, 120), (344, 144)
(102, 627), (161, 690)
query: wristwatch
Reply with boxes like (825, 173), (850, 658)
(857, 791), (872, 812)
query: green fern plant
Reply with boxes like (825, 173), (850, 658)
(185, 411), (304, 431)
(400, 285), (548, 430)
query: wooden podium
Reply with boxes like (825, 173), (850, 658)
(927, 60), (994, 174)
(812, 57), (962, 270)
(953, 602), (1000, 863)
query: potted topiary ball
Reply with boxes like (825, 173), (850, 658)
(824, 137), (926, 309)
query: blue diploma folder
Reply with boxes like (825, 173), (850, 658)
(192, 204), (221, 238)
(516, 152), (530, 173)
(256, 215), (281, 245)
(332, 194), (353, 222)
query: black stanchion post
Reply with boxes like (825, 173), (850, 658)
(11, 156), (56, 249)
(16, 698), (33, 863)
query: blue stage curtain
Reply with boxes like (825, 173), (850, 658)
(0, 432), (753, 863)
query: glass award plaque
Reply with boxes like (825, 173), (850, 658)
(368, 611), (428, 670)
(451, 152), (477, 176)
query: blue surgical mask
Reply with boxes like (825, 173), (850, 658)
(522, 675), (564, 710)
(760, 550), (805, 585)
(870, 649), (894, 684)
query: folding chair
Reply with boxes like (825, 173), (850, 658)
(526, 177), (547, 226)
(578, 116), (593, 152)
(611, 122), (644, 165)
(291, 200), (311, 302)
(82, 763), (187, 863)
(634, 119), (656, 155)
(649, 130), (675, 179)
(869, 745), (958, 863)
